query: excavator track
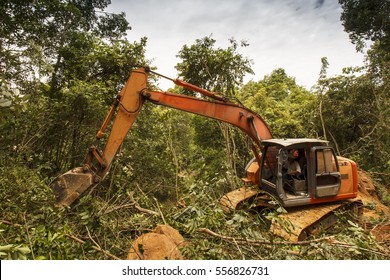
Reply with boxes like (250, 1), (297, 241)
(220, 187), (363, 241)
(269, 198), (363, 241)
(219, 187), (275, 212)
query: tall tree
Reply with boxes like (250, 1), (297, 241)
(0, 0), (148, 174)
(175, 36), (254, 189)
(339, 0), (390, 52)
(0, 0), (130, 93)
(239, 68), (317, 139)
(338, 0), (390, 177)
(176, 36), (253, 95)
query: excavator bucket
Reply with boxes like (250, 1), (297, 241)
(50, 167), (97, 207)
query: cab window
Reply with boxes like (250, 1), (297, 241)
(261, 146), (278, 186)
(314, 148), (341, 197)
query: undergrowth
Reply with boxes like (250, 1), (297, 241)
(0, 163), (389, 260)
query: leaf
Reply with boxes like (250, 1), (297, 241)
(49, 232), (59, 242)
(347, 220), (358, 227)
(0, 244), (14, 251)
(16, 246), (31, 254)
(226, 219), (234, 225)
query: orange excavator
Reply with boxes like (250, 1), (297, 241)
(50, 67), (361, 241)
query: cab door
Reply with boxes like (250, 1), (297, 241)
(312, 147), (341, 198)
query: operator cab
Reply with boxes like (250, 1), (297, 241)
(259, 139), (341, 207)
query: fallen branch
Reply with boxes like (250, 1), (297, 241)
(153, 197), (167, 224)
(65, 234), (121, 260)
(0, 219), (21, 227)
(330, 240), (389, 257)
(198, 229), (301, 257)
(198, 228), (332, 245)
(198, 228), (390, 257)
(100, 203), (135, 215)
(128, 191), (160, 216)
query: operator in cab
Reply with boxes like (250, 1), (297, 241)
(286, 149), (301, 176)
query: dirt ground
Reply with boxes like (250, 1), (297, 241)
(357, 170), (390, 243)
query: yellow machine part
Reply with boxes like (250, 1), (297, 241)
(269, 198), (362, 241)
(219, 187), (269, 212)
(220, 187), (362, 241)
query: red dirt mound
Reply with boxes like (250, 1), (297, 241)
(357, 170), (390, 242)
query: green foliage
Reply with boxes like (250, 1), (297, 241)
(339, 0), (390, 52)
(0, 0), (388, 261)
(238, 68), (317, 138)
(172, 182), (227, 232)
(175, 35), (255, 190)
(338, 0), (390, 179)
(0, 0), (130, 86)
(315, 64), (390, 176)
(0, 244), (30, 260)
(0, 0), (148, 176)
(176, 36), (254, 94)
(106, 104), (194, 201)
(0, 164), (71, 259)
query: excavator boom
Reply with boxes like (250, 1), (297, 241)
(50, 67), (272, 207)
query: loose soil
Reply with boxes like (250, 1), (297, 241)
(357, 170), (390, 243)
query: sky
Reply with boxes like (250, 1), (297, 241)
(107, 0), (366, 91)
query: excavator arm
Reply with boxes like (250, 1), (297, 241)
(50, 67), (272, 207)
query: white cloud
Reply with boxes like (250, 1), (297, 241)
(107, 0), (366, 90)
